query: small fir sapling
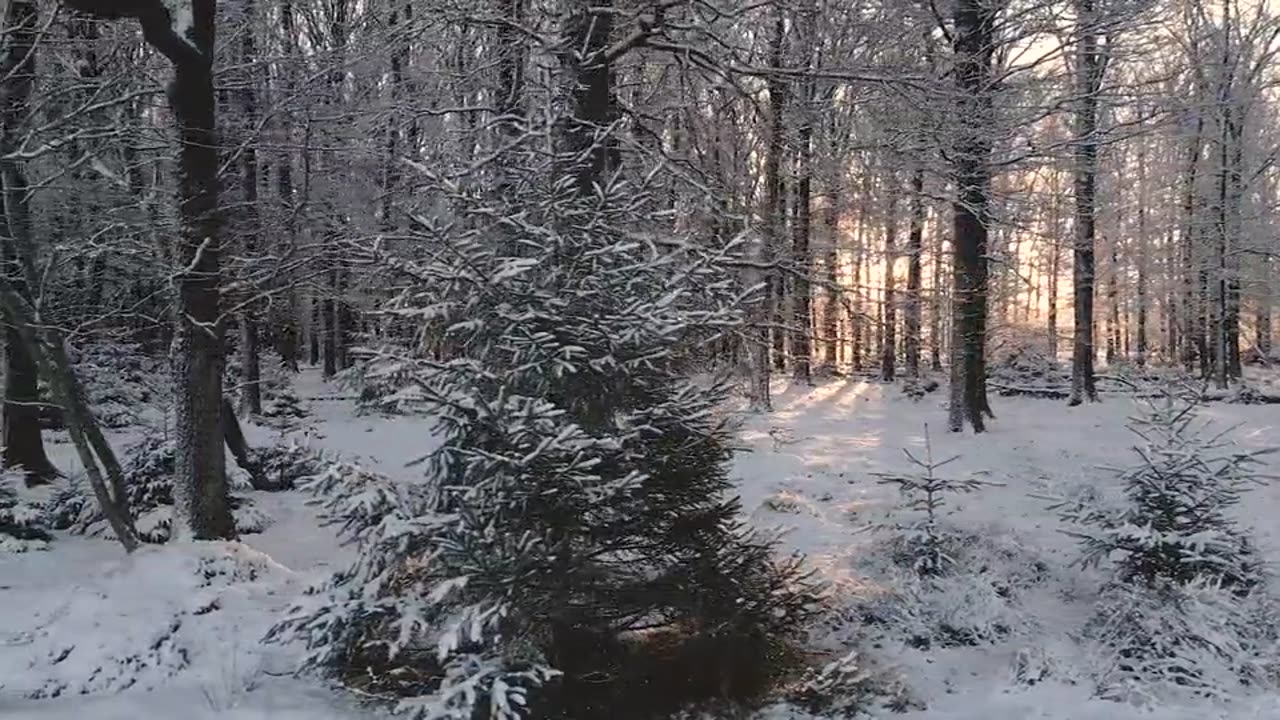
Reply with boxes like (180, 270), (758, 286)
(1055, 390), (1273, 591)
(874, 425), (990, 576)
(0, 468), (51, 551)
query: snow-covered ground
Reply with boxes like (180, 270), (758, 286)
(6, 371), (1280, 719)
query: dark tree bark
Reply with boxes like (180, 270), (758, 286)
(904, 164), (925, 381)
(765, 7), (787, 375)
(310, 297), (322, 366)
(1107, 240), (1119, 364)
(948, 0), (996, 432)
(559, 0), (614, 195)
(0, 0), (57, 484)
(168, 1), (232, 539)
(930, 213), (944, 373)
(67, 0), (233, 538)
(1134, 129), (1148, 365)
(237, 0), (262, 415)
(880, 175), (898, 382)
(1181, 108), (1205, 375)
(791, 75), (813, 385)
(1069, 0), (1102, 406)
(1047, 182), (1061, 359)
(822, 197), (840, 368)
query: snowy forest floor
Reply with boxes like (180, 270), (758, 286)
(5, 370), (1280, 719)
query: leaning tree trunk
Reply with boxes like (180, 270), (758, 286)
(0, 0), (57, 484)
(949, 0), (996, 432)
(1069, 0), (1102, 406)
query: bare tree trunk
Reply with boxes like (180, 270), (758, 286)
(1070, 0), (1102, 406)
(1258, 258), (1273, 359)
(1181, 108), (1205, 375)
(791, 66), (813, 385)
(930, 211), (944, 372)
(766, 7), (787, 376)
(822, 197), (840, 368)
(237, 0), (262, 415)
(0, 0), (56, 484)
(949, 0), (995, 432)
(1047, 180), (1061, 359)
(1136, 130), (1148, 365)
(904, 164), (925, 381)
(881, 175), (898, 382)
(1107, 241), (1119, 365)
(169, 1), (232, 539)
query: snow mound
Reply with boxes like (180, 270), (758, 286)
(11, 542), (296, 700)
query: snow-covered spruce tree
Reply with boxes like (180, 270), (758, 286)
(0, 468), (51, 551)
(1057, 389), (1271, 590)
(1055, 388), (1279, 698)
(272, 161), (815, 718)
(874, 426), (988, 577)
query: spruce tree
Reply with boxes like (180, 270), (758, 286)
(273, 158), (815, 718)
(1058, 389), (1271, 590)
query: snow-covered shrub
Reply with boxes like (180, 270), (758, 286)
(258, 359), (310, 427)
(858, 526), (1046, 649)
(786, 650), (918, 717)
(987, 343), (1069, 397)
(1056, 392), (1271, 591)
(0, 468), (51, 552)
(1227, 383), (1269, 405)
(52, 437), (273, 542)
(72, 342), (167, 428)
(270, 163), (818, 719)
(1086, 579), (1280, 703)
(900, 377), (939, 400)
(251, 440), (327, 491)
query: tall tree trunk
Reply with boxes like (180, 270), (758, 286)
(904, 164), (925, 381)
(791, 125), (812, 384)
(169, 0), (232, 539)
(766, 7), (787, 375)
(1047, 180), (1061, 358)
(1258, 258), (1273, 360)
(930, 211), (944, 372)
(1181, 105), (1205, 375)
(1107, 241), (1119, 365)
(0, 0), (56, 483)
(1135, 130), (1148, 365)
(949, 0), (995, 432)
(237, 0), (262, 415)
(822, 197), (840, 368)
(1070, 0), (1102, 405)
(68, 0), (232, 538)
(881, 174), (898, 382)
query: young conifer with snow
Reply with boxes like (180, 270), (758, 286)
(1058, 389), (1271, 590)
(272, 156), (816, 718)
